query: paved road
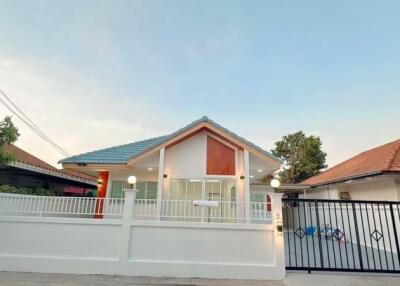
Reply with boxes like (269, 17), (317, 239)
(0, 272), (399, 286)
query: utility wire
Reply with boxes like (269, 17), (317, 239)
(0, 88), (71, 157)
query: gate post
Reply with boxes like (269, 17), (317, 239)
(119, 189), (137, 262)
(389, 204), (400, 266)
(270, 192), (285, 279)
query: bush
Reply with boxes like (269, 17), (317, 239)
(0, 184), (56, 196)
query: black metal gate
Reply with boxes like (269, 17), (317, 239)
(282, 198), (400, 273)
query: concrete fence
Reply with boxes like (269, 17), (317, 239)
(0, 190), (285, 280)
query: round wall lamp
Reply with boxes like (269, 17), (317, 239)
(127, 175), (137, 188)
(270, 178), (281, 188)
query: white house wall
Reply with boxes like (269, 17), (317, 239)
(304, 177), (399, 201)
(339, 177), (398, 201)
(164, 132), (207, 179)
(301, 186), (339, 200)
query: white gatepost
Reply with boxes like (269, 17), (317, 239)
(270, 192), (285, 279)
(119, 189), (137, 262)
(243, 150), (251, 223)
(156, 148), (165, 220)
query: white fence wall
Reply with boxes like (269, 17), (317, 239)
(0, 191), (285, 280)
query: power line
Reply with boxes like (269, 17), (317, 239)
(0, 88), (71, 157)
(0, 95), (70, 157)
(0, 93), (70, 157)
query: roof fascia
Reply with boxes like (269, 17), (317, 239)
(127, 122), (281, 168)
(10, 161), (97, 186)
(62, 163), (128, 171)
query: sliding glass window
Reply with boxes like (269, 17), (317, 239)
(110, 180), (158, 201)
(170, 179), (236, 202)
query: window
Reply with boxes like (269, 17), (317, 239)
(110, 181), (125, 198)
(171, 179), (202, 201)
(250, 193), (272, 212)
(170, 179), (236, 201)
(110, 180), (158, 200)
(340, 192), (351, 200)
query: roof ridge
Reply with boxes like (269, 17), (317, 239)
(60, 116), (281, 165)
(384, 139), (400, 170)
(325, 139), (400, 171)
(302, 138), (400, 185)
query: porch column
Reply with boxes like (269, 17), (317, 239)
(95, 171), (109, 219)
(270, 192), (285, 278)
(156, 147), (165, 219)
(244, 150), (251, 223)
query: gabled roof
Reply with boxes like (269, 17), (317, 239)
(302, 139), (400, 187)
(60, 116), (281, 165)
(3, 144), (97, 185)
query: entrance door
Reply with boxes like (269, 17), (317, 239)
(205, 181), (222, 222)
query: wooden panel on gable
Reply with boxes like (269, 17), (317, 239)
(207, 136), (235, 175)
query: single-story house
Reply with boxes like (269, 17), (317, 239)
(60, 116), (281, 218)
(300, 139), (400, 201)
(0, 144), (97, 196)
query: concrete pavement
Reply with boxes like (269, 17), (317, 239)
(0, 272), (399, 286)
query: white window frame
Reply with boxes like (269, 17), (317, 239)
(170, 178), (238, 202)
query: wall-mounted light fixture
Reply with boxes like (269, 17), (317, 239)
(97, 179), (103, 187)
(276, 213), (283, 236)
(276, 220), (283, 235)
(163, 174), (168, 179)
(270, 178), (281, 188)
(127, 175), (137, 189)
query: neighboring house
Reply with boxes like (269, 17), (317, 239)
(60, 116), (281, 214)
(0, 144), (97, 195)
(300, 139), (400, 201)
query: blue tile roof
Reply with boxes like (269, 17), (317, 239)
(60, 116), (282, 164)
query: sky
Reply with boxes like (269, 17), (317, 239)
(0, 0), (399, 168)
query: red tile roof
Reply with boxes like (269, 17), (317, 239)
(3, 144), (97, 184)
(302, 139), (400, 186)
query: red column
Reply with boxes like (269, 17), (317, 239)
(266, 194), (272, 212)
(95, 171), (109, 219)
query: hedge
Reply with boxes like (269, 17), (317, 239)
(0, 184), (56, 196)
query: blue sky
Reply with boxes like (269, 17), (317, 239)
(0, 0), (399, 167)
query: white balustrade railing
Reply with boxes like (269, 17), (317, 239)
(0, 193), (124, 217)
(134, 199), (272, 223)
(0, 193), (272, 223)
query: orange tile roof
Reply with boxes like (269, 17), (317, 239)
(302, 139), (400, 186)
(3, 144), (97, 184)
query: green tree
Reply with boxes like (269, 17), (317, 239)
(0, 116), (20, 167)
(271, 131), (327, 184)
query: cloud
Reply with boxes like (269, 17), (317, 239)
(0, 52), (163, 167)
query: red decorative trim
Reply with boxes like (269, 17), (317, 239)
(95, 171), (109, 219)
(207, 136), (235, 175)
